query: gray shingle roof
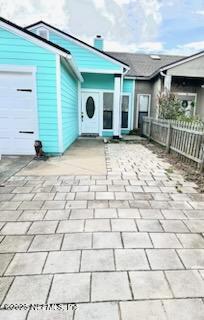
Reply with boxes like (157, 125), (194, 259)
(106, 52), (185, 78)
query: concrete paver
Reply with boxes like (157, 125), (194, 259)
(0, 143), (204, 319)
(129, 271), (173, 299)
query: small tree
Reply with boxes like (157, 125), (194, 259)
(158, 92), (183, 120)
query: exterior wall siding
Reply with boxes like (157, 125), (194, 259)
(48, 32), (122, 71)
(0, 27), (59, 153)
(123, 79), (134, 93)
(81, 73), (114, 90)
(60, 62), (79, 150)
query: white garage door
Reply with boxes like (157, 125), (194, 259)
(0, 71), (38, 155)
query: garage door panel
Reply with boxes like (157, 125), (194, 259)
(0, 70), (37, 155)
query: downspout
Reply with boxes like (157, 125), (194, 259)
(160, 70), (166, 77)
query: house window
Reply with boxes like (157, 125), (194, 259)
(37, 28), (49, 40)
(86, 97), (95, 118)
(121, 95), (130, 128)
(173, 92), (197, 117)
(137, 94), (151, 128)
(103, 92), (113, 129)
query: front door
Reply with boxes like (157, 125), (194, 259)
(81, 92), (99, 134)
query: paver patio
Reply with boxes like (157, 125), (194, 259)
(0, 143), (204, 319)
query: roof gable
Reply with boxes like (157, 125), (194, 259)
(26, 21), (129, 70)
(160, 50), (204, 72)
(0, 17), (70, 57)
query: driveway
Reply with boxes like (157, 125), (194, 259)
(0, 143), (204, 319)
(18, 139), (106, 176)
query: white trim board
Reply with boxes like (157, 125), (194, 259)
(131, 81), (135, 130)
(78, 81), (82, 135)
(81, 89), (114, 93)
(80, 68), (123, 74)
(61, 57), (83, 82)
(56, 55), (63, 153)
(27, 22), (129, 71)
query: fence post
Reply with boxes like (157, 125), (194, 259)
(166, 122), (171, 153)
(200, 143), (204, 173)
(148, 118), (152, 141)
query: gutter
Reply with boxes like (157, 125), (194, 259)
(160, 70), (166, 77)
(64, 54), (84, 82)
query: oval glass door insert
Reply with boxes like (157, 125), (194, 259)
(86, 97), (95, 118)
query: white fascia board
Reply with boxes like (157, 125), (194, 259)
(160, 51), (204, 72)
(124, 76), (136, 79)
(65, 55), (83, 82)
(0, 21), (68, 58)
(27, 23), (129, 71)
(80, 68), (123, 74)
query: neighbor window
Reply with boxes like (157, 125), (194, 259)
(121, 95), (130, 128)
(137, 94), (151, 128)
(103, 92), (113, 129)
(138, 94), (150, 112)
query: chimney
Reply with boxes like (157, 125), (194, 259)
(93, 35), (104, 51)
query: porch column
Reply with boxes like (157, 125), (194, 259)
(164, 74), (172, 92)
(113, 74), (122, 138)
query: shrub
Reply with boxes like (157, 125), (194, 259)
(158, 92), (183, 120)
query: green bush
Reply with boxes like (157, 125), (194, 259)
(158, 93), (183, 120)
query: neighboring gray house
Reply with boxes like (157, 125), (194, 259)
(108, 51), (204, 128)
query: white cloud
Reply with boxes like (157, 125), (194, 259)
(195, 10), (204, 15)
(0, 0), (67, 28)
(182, 41), (204, 50)
(0, 0), (202, 57)
(164, 41), (204, 56)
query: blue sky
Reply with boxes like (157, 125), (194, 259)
(0, 0), (204, 55)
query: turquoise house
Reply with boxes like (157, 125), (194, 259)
(0, 17), (135, 155)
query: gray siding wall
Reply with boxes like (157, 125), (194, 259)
(167, 55), (204, 78)
(151, 77), (162, 119)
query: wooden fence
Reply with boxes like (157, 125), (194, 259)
(142, 117), (204, 172)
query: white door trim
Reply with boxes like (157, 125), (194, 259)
(81, 89), (114, 136)
(81, 91), (100, 134)
(78, 81), (82, 135)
